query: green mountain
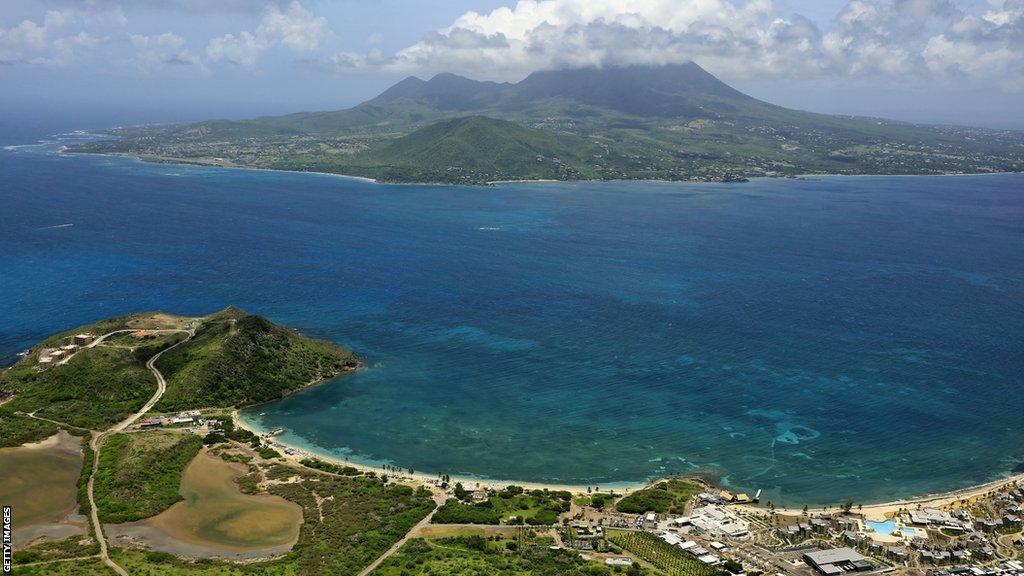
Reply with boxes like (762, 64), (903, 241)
(154, 307), (358, 411)
(72, 62), (1024, 183)
(0, 308), (356, 447)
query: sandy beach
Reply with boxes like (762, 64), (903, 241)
(231, 409), (642, 496)
(233, 409), (1024, 515)
(744, 472), (1024, 521)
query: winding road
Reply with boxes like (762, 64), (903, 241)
(83, 326), (195, 576)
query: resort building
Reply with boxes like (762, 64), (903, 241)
(803, 548), (872, 575)
(909, 508), (968, 530)
(689, 505), (750, 538)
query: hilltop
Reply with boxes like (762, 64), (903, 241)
(70, 62), (1024, 184)
(0, 308), (356, 447)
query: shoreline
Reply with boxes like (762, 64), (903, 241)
(50, 147), (1024, 189)
(231, 409), (644, 496)
(233, 407), (1024, 513)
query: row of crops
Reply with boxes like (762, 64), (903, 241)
(608, 530), (722, 576)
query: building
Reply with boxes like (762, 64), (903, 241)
(909, 508), (967, 530)
(73, 334), (95, 346)
(803, 548), (873, 576)
(690, 505), (750, 538)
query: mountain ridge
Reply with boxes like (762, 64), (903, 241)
(69, 62), (1024, 184)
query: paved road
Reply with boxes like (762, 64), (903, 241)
(357, 493), (449, 576)
(58, 328), (186, 365)
(84, 327), (194, 576)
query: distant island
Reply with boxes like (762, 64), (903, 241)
(67, 62), (1024, 185)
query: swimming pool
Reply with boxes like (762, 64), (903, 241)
(866, 520), (922, 538)
(866, 520), (897, 535)
(899, 526), (923, 538)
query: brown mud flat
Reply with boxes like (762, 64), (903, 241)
(106, 449), (302, 560)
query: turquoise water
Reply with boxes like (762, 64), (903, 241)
(901, 527), (922, 538)
(2, 134), (1023, 507)
(866, 520), (896, 535)
(866, 520), (922, 538)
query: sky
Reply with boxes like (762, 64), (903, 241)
(1, 0), (1022, 130)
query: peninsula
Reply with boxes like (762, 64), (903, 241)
(67, 63), (1024, 185)
(3, 308), (1022, 576)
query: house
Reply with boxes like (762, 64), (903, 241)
(73, 334), (95, 346)
(803, 548), (872, 576)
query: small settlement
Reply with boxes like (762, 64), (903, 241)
(546, 477), (1023, 576)
(37, 333), (95, 365)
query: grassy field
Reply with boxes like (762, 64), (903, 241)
(0, 345), (156, 432)
(13, 535), (99, 565)
(154, 308), (357, 411)
(12, 557), (114, 576)
(94, 431), (203, 523)
(433, 486), (572, 525)
(615, 479), (703, 514)
(607, 531), (718, 576)
(0, 408), (59, 448)
(266, 467), (436, 575)
(369, 534), (633, 576)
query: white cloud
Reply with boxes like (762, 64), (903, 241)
(0, 9), (104, 66)
(206, 0), (327, 68)
(922, 0), (1024, 89)
(316, 0), (1024, 93)
(128, 32), (204, 72)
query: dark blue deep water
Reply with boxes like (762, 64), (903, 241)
(2, 137), (1022, 506)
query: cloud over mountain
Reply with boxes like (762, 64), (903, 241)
(321, 0), (1024, 92)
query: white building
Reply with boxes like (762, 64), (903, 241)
(690, 505), (750, 539)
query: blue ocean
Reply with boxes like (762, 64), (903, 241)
(2, 131), (1022, 507)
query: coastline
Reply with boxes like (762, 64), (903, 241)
(231, 408), (643, 496)
(59, 150), (381, 185)
(52, 147), (1024, 189)
(233, 405), (1024, 513)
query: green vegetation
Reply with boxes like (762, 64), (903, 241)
(434, 485), (571, 525)
(616, 479), (703, 514)
(12, 557), (113, 576)
(266, 468), (436, 575)
(0, 312), (191, 446)
(110, 549), (296, 575)
(576, 492), (617, 510)
(12, 535), (99, 565)
(370, 535), (635, 576)
(154, 308), (357, 411)
(0, 346), (155, 432)
(93, 431), (203, 523)
(299, 457), (361, 476)
(327, 116), (624, 184)
(76, 433), (95, 518)
(608, 530), (720, 576)
(71, 63), (1024, 184)
(0, 408), (58, 448)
